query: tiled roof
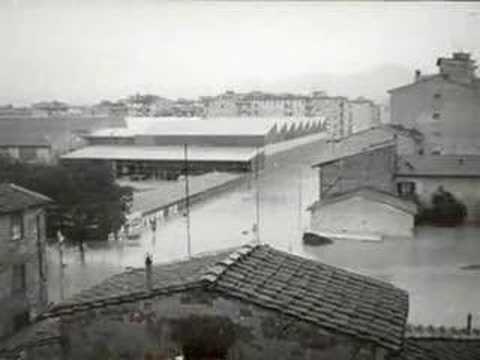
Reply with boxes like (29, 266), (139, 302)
(397, 155), (480, 178)
(211, 245), (409, 351)
(307, 187), (418, 215)
(390, 325), (480, 360)
(0, 318), (61, 357)
(0, 183), (52, 214)
(41, 248), (234, 316)
(7, 244), (408, 355)
(405, 324), (480, 340)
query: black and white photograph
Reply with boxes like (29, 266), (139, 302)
(1, 1), (480, 359)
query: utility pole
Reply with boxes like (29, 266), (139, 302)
(255, 147), (261, 244)
(184, 144), (192, 258)
(294, 169), (303, 253)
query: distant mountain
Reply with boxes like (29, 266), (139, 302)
(241, 64), (413, 104)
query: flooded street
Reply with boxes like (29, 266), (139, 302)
(47, 139), (480, 327)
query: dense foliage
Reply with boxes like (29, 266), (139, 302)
(0, 156), (132, 242)
(416, 186), (467, 227)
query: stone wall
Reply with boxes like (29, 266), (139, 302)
(26, 289), (389, 360)
(0, 208), (48, 339)
(320, 146), (397, 198)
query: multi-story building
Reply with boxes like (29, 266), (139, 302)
(307, 92), (351, 141)
(389, 52), (480, 155)
(0, 132), (53, 164)
(0, 184), (51, 339)
(203, 90), (379, 141)
(349, 97), (381, 134)
(236, 92), (309, 117)
(205, 91), (359, 140)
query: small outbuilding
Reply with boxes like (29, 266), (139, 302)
(308, 187), (418, 240)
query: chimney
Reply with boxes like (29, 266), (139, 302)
(467, 313), (473, 334)
(145, 253), (153, 291)
(414, 69), (421, 82)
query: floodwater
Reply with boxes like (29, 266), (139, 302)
(46, 139), (480, 327)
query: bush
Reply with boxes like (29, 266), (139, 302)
(416, 186), (467, 227)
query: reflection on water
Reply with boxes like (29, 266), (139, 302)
(47, 139), (480, 327)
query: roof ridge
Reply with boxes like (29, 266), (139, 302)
(8, 183), (53, 203)
(406, 324), (480, 339)
(200, 242), (259, 284)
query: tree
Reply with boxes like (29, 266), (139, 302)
(0, 156), (132, 242)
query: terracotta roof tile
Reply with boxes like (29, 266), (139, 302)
(5, 244), (409, 355)
(214, 245), (408, 351)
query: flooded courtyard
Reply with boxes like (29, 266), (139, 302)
(46, 139), (480, 327)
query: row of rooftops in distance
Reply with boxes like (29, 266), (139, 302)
(200, 90), (376, 104)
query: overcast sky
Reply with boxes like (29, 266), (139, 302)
(1, 0), (480, 105)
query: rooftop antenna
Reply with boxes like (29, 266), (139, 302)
(184, 144), (192, 258)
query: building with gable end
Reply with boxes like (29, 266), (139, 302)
(0, 184), (52, 340)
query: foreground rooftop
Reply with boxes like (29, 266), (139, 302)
(1, 244), (409, 356)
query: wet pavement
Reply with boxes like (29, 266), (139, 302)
(46, 138), (480, 327)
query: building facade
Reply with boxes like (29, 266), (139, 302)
(389, 52), (480, 155)
(396, 154), (480, 223)
(203, 91), (379, 141)
(308, 188), (417, 239)
(349, 98), (381, 134)
(0, 184), (51, 340)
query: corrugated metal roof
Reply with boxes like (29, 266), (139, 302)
(61, 145), (259, 162)
(124, 117), (275, 136)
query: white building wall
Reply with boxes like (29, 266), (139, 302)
(390, 76), (480, 155)
(310, 196), (415, 238)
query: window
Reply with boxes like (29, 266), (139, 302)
(432, 112), (440, 120)
(12, 264), (26, 294)
(11, 213), (23, 240)
(397, 181), (416, 197)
